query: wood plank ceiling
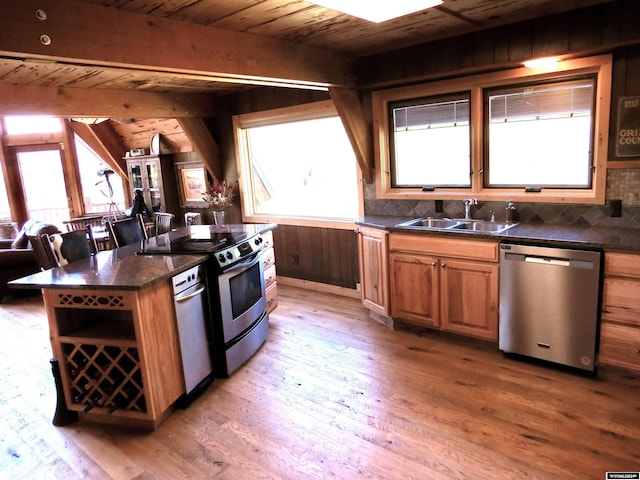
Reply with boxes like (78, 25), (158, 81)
(0, 0), (616, 161)
(0, 0), (615, 97)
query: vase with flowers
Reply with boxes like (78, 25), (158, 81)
(202, 180), (235, 225)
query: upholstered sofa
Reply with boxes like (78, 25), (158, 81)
(0, 219), (60, 301)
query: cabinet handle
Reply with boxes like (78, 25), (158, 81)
(431, 262), (437, 266)
(441, 263), (446, 268)
(636, 349), (640, 355)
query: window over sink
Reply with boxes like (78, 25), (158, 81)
(374, 54), (612, 204)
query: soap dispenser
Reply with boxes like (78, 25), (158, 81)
(505, 200), (519, 223)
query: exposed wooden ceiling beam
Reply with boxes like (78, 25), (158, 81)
(0, 0), (355, 90)
(177, 118), (222, 183)
(329, 87), (373, 184)
(68, 121), (128, 179)
(0, 83), (216, 118)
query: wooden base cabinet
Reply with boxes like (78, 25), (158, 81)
(357, 227), (390, 316)
(389, 234), (499, 341)
(390, 252), (438, 327)
(44, 283), (184, 429)
(262, 230), (278, 314)
(600, 251), (640, 373)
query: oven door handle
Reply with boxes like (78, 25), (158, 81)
(223, 250), (262, 271)
(175, 285), (206, 303)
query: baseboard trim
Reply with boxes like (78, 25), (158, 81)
(276, 276), (360, 299)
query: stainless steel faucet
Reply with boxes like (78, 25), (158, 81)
(463, 198), (478, 220)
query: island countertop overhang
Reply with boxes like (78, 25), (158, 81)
(9, 243), (208, 291)
(9, 223), (277, 291)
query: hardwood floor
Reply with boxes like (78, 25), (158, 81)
(1, 286), (639, 479)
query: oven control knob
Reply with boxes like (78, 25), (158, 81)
(226, 252), (234, 259)
(218, 254), (226, 263)
(255, 237), (262, 245)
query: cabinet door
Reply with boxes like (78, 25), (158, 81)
(439, 258), (498, 340)
(128, 161), (144, 190)
(144, 159), (164, 212)
(390, 252), (439, 327)
(358, 228), (389, 315)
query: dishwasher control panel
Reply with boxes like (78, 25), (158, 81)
(172, 264), (206, 295)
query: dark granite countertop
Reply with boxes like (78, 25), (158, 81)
(10, 223), (277, 291)
(357, 215), (640, 252)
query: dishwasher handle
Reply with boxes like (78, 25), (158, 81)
(524, 256), (571, 267)
(175, 284), (206, 303)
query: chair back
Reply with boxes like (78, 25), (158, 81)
(154, 212), (174, 236)
(106, 214), (148, 248)
(34, 226), (98, 269)
(31, 234), (59, 270)
(184, 212), (202, 226)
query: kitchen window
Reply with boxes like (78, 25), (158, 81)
(485, 78), (595, 189)
(374, 55), (612, 204)
(234, 100), (361, 227)
(390, 92), (471, 188)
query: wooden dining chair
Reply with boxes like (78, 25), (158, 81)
(106, 214), (148, 248)
(153, 212), (174, 236)
(34, 226), (98, 269)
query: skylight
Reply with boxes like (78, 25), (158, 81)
(309, 0), (443, 23)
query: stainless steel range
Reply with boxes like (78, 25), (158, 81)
(140, 225), (270, 377)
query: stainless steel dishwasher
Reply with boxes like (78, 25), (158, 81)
(172, 264), (214, 406)
(499, 243), (602, 372)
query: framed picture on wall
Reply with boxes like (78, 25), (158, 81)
(175, 161), (207, 208)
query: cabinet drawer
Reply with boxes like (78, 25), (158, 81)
(262, 247), (276, 270)
(601, 277), (640, 326)
(264, 264), (277, 289)
(266, 282), (278, 313)
(599, 323), (640, 372)
(605, 251), (640, 277)
(389, 234), (498, 262)
(262, 230), (274, 249)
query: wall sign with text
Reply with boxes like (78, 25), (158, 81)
(616, 96), (640, 158)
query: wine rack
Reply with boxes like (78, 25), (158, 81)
(62, 342), (147, 414)
(44, 286), (185, 428)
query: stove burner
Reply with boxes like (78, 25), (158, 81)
(138, 230), (264, 270)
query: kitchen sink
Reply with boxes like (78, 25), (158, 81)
(396, 218), (464, 229)
(450, 221), (516, 233)
(396, 217), (518, 234)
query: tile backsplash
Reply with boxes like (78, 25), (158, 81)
(364, 169), (640, 228)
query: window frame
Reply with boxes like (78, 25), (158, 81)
(233, 100), (363, 229)
(372, 54), (612, 204)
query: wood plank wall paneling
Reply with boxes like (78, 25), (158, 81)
(356, 1), (639, 87)
(272, 225), (359, 289)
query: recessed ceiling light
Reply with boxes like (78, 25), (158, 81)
(523, 57), (559, 69)
(309, 0), (443, 23)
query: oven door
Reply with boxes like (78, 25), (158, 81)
(217, 252), (267, 343)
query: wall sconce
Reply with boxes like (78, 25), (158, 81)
(523, 57), (559, 69)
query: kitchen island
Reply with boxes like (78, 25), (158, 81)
(10, 223), (275, 429)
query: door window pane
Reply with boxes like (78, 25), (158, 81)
(18, 149), (69, 226)
(0, 170), (11, 221)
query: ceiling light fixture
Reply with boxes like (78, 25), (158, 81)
(309, 0), (443, 23)
(523, 56), (559, 69)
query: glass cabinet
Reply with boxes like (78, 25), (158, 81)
(126, 156), (166, 213)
